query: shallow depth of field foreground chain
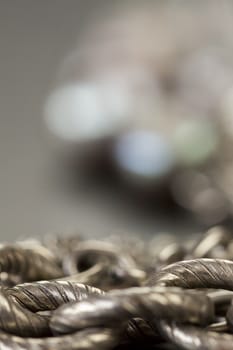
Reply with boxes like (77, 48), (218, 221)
(3, 227), (233, 349)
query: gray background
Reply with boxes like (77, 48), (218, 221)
(0, 0), (198, 242)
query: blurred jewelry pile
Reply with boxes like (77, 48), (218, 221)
(2, 226), (233, 349)
(44, 1), (233, 226)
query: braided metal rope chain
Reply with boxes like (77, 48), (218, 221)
(2, 227), (233, 348)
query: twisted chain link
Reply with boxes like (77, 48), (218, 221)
(1, 227), (233, 349)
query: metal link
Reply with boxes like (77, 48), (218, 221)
(0, 228), (233, 349)
(50, 287), (213, 335)
(0, 245), (63, 286)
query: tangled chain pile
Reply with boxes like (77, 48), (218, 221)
(2, 227), (233, 349)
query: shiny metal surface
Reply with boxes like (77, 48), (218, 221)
(0, 229), (233, 349)
(50, 287), (213, 334)
(148, 259), (233, 290)
(0, 328), (119, 350)
(160, 322), (233, 350)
